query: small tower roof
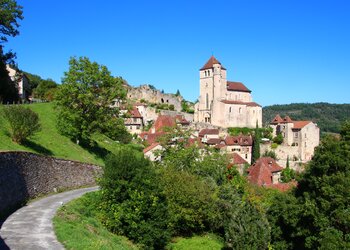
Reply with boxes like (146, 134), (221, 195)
(271, 114), (283, 124)
(283, 116), (293, 123)
(200, 56), (226, 70)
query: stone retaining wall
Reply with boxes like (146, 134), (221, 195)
(0, 151), (101, 217)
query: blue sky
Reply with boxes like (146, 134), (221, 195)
(6, 0), (350, 106)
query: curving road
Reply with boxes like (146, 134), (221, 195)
(0, 186), (98, 250)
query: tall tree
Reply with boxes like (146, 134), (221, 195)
(0, 0), (23, 103)
(55, 56), (130, 144)
(252, 125), (261, 163)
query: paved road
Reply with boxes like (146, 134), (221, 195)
(0, 186), (98, 250)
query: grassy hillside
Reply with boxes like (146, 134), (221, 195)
(263, 102), (350, 133)
(0, 102), (136, 166)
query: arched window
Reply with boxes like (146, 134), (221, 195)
(239, 107), (242, 114)
(206, 93), (209, 109)
(205, 71), (207, 77)
(208, 70), (210, 76)
(229, 107), (232, 113)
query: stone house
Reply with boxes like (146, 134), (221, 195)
(247, 157), (283, 186)
(143, 142), (163, 161)
(123, 106), (144, 134)
(268, 115), (320, 163)
(6, 65), (30, 101)
(194, 56), (262, 128)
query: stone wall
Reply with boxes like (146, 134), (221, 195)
(0, 151), (101, 217)
(127, 84), (183, 111)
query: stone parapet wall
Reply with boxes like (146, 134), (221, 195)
(0, 151), (101, 217)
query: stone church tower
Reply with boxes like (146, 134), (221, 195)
(194, 56), (262, 128)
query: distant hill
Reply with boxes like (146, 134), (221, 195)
(263, 103), (350, 133)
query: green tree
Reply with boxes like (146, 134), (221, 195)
(99, 148), (170, 249)
(0, 0), (23, 103)
(252, 125), (261, 163)
(2, 105), (41, 144)
(268, 127), (350, 249)
(55, 56), (130, 144)
(32, 78), (57, 100)
(175, 89), (180, 96)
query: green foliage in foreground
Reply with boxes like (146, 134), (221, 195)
(53, 191), (137, 250)
(2, 105), (41, 144)
(268, 122), (350, 249)
(99, 149), (170, 249)
(168, 234), (224, 250)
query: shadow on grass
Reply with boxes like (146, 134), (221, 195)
(23, 140), (53, 156)
(80, 140), (111, 161)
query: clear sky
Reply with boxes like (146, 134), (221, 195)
(6, 0), (350, 106)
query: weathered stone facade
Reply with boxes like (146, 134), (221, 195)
(127, 84), (183, 111)
(194, 56), (262, 128)
(0, 151), (101, 217)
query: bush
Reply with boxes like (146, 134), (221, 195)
(2, 105), (41, 144)
(99, 148), (170, 249)
(263, 150), (277, 159)
(273, 133), (284, 144)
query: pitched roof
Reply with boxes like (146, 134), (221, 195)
(230, 153), (248, 165)
(247, 157), (283, 186)
(143, 142), (161, 153)
(271, 114), (283, 124)
(130, 106), (142, 118)
(206, 138), (221, 145)
(220, 100), (261, 107)
(282, 116), (293, 123)
(198, 128), (219, 137)
(139, 132), (165, 145)
(226, 81), (251, 93)
(292, 121), (311, 129)
(153, 115), (176, 132)
(225, 135), (252, 146)
(200, 56), (226, 70)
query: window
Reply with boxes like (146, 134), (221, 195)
(206, 93), (209, 109)
(294, 132), (298, 138)
(245, 154), (248, 159)
(136, 125), (140, 129)
(229, 107), (232, 113)
(305, 142), (307, 147)
(239, 107), (242, 114)
(205, 71), (207, 77)
(208, 70), (210, 76)
(305, 133), (307, 138)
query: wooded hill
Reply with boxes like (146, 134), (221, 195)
(263, 102), (350, 134)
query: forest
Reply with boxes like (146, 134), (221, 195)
(263, 103), (350, 134)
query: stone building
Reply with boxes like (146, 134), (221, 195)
(123, 106), (144, 135)
(6, 65), (30, 101)
(194, 56), (262, 128)
(269, 115), (320, 162)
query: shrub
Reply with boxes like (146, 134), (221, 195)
(271, 143), (278, 149)
(99, 148), (170, 249)
(273, 133), (284, 144)
(263, 150), (277, 159)
(2, 105), (41, 144)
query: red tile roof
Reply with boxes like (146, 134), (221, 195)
(175, 115), (190, 125)
(198, 128), (220, 137)
(130, 106), (142, 118)
(225, 135), (252, 146)
(292, 121), (311, 129)
(220, 100), (261, 107)
(282, 116), (293, 123)
(271, 114), (283, 124)
(140, 132), (165, 145)
(206, 138), (221, 145)
(227, 81), (251, 93)
(266, 181), (297, 192)
(229, 153), (248, 165)
(143, 142), (161, 153)
(153, 115), (176, 132)
(247, 157), (283, 186)
(200, 56), (226, 70)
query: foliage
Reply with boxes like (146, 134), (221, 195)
(175, 89), (181, 97)
(2, 104), (41, 143)
(228, 127), (252, 136)
(263, 102), (350, 134)
(262, 150), (277, 159)
(55, 56), (130, 144)
(252, 125), (261, 163)
(280, 160), (296, 183)
(0, 0), (23, 103)
(32, 78), (57, 100)
(217, 183), (271, 249)
(181, 100), (194, 113)
(99, 149), (170, 249)
(160, 168), (218, 236)
(168, 234), (224, 250)
(268, 124), (350, 249)
(54, 191), (138, 250)
(273, 133), (284, 144)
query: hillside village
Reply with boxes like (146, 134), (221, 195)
(118, 56), (320, 190)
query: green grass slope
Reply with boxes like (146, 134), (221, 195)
(0, 103), (133, 166)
